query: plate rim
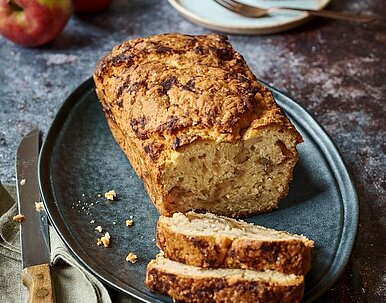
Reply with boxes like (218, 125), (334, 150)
(38, 77), (358, 303)
(167, 0), (331, 35)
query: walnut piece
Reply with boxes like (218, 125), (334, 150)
(104, 190), (116, 201)
(126, 252), (137, 263)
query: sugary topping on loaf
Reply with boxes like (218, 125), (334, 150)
(94, 34), (300, 160)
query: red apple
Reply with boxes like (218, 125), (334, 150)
(72, 0), (112, 13)
(0, 0), (72, 47)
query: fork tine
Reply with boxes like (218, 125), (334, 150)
(214, 0), (263, 16)
(213, 0), (241, 13)
(220, 0), (243, 8)
(223, 0), (258, 10)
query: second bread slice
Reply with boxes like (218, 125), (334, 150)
(157, 212), (314, 275)
(146, 254), (304, 303)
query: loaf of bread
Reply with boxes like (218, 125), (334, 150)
(146, 254), (304, 303)
(157, 212), (314, 275)
(94, 33), (302, 217)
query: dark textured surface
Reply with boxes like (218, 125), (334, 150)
(0, 0), (385, 302)
(39, 79), (357, 303)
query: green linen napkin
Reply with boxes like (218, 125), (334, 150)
(0, 182), (137, 303)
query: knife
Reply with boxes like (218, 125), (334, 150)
(16, 128), (54, 303)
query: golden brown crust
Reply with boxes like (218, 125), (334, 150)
(105, 116), (165, 209)
(157, 218), (313, 275)
(145, 261), (304, 303)
(94, 33), (301, 156)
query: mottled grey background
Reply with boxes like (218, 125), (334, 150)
(0, 0), (385, 302)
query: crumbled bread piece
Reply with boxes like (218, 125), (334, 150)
(95, 225), (103, 233)
(97, 194), (102, 197)
(126, 252), (137, 263)
(82, 193), (85, 197)
(90, 220), (95, 224)
(104, 190), (116, 201)
(35, 202), (44, 212)
(126, 219), (134, 227)
(113, 221), (116, 225)
(13, 214), (25, 222)
(98, 232), (111, 247)
(19, 179), (26, 185)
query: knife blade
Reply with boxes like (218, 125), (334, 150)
(16, 128), (54, 303)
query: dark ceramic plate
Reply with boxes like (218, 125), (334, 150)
(39, 78), (358, 303)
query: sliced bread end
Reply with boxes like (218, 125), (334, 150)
(146, 254), (304, 303)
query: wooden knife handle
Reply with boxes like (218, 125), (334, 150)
(22, 264), (54, 303)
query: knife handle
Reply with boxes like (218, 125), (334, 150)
(22, 264), (54, 303)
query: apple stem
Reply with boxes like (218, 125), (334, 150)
(6, 0), (23, 12)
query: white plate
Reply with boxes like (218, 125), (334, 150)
(167, 0), (331, 34)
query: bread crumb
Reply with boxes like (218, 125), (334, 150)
(104, 190), (116, 201)
(126, 219), (134, 227)
(97, 232), (110, 247)
(19, 179), (26, 185)
(13, 214), (25, 222)
(97, 194), (101, 197)
(82, 193), (85, 197)
(95, 225), (103, 233)
(90, 220), (95, 224)
(113, 221), (116, 225)
(126, 252), (137, 263)
(35, 202), (44, 212)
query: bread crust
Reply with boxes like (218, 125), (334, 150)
(94, 33), (303, 217)
(94, 33), (301, 156)
(145, 260), (304, 303)
(157, 216), (313, 275)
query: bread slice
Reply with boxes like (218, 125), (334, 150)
(146, 254), (304, 303)
(94, 33), (303, 218)
(157, 212), (314, 275)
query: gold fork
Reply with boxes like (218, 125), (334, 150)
(213, 0), (376, 23)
